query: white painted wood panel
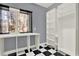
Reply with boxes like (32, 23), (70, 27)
(57, 3), (76, 55)
(47, 8), (57, 48)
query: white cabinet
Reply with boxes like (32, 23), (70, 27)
(57, 3), (76, 56)
(0, 33), (40, 56)
(46, 8), (58, 49)
(47, 3), (79, 56)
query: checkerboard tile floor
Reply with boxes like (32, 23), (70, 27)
(8, 44), (70, 56)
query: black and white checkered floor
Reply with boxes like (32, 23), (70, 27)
(8, 44), (70, 56)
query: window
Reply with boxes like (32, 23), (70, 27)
(0, 4), (32, 34)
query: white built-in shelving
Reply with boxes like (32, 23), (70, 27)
(0, 33), (40, 56)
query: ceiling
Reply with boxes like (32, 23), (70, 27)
(35, 3), (54, 8)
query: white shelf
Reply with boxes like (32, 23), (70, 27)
(17, 51), (25, 56)
(3, 49), (16, 55)
(0, 33), (40, 56)
(18, 47), (27, 52)
(17, 33), (40, 36)
(0, 33), (40, 38)
(0, 34), (17, 38)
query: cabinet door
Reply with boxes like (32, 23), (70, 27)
(57, 3), (76, 55)
(47, 8), (57, 46)
(57, 4), (64, 51)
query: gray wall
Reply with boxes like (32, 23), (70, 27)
(4, 3), (47, 43)
(2, 3), (47, 51)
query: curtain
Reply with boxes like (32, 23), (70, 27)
(18, 13), (29, 32)
(9, 8), (20, 33)
(0, 10), (9, 33)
